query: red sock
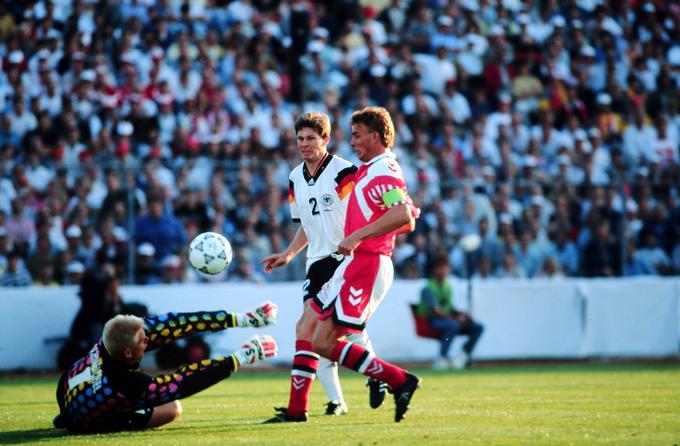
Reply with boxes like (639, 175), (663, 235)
(330, 340), (407, 388)
(287, 340), (319, 416)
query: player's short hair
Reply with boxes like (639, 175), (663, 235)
(350, 106), (395, 148)
(103, 314), (145, 358)
(431, 255), (451, 269)
(295, 112), (331, 139)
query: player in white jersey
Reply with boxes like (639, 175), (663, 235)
(261, 112), (385, 422)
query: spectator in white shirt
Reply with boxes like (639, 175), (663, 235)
(442, 79), (471, 125)
(647, 115), (679, 165)
(401, 80), (438, 117)
(415, 46), (457, 96)
(7, 96), (37, 140)
(622, 106), (655, 168)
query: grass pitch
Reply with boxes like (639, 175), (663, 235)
(1, 363), (679, 445)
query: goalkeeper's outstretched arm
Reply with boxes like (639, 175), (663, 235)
(135, 335), (277, 407)
(143, 302), (278, 351)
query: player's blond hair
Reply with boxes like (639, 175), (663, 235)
(103, 314), (145, 358)
(350, 106), (395, 148)
(294, 112), (331, 139)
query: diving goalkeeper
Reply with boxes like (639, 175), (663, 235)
(53, 302), (278, 433)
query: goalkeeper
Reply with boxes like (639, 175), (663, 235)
(53, 302), (278, 433)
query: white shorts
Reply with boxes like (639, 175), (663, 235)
(310, 252), (394, 333)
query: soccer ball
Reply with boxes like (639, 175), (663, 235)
(188, 232), (233, 275)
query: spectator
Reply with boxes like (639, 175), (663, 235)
(64, 261), (85, 285)
(135, 242), (162, 285)
(0, 1), (677, 286)
(1, 249), (32, 286)
(622, 239), (656, 276)
(26, 233), (55, 280)
(549, 226), (579, 276)
(636, 232), (672, 275)
(536, 256), (565, 279)
(416, 256), (484, 370)
(582, 220), (621, 277)
(135, 194), (187, 264)
(495, 250), (526, 278)
(5, 195), (35, 255)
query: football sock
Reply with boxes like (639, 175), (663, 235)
(317, 357), (344, 403)
(287, 340), (319, 417)
(331, 340), (407, 388)
(346, 329), (375, 354)
(145, 311), (236, 350)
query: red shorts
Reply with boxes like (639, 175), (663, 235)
(310, 252), (394, 333)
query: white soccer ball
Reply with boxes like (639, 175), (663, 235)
(188, 232), (233, 275)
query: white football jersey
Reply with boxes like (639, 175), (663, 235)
(289, 154), (356, 269)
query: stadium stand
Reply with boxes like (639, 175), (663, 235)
(0, 0), (679, 286)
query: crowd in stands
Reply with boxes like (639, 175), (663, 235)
(1, 0), (679, 287)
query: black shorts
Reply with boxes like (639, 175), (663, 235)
(64, 407), (154, 433)
(126, 407), (154, 430)
(303, 254), (345, 302)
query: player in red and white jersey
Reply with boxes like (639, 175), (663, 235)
(262, 112), (384, 423)
(306, 106), (421, 423)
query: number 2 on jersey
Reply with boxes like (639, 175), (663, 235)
(309, 198), (319, 215)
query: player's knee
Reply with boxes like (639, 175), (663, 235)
(295, 312), (316, 339)
(310, 334), (333, 357)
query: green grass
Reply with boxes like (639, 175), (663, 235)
(1, 363), (679, 445)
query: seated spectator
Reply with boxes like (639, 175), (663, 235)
(416, 256), (484, 370)
(473, 255), (493, 279)
(162, 254), (187, 283)
(622, 239), (656, 276)
(581, 220), (621, 277)
(1, 248), (32, 286)
(95, 217), (128, 273)
(135, 242), (162, 285)
(64, 261), (86, 285)
(635, 232), (672, 275)
(26, 233), (55, 279)
(513, 229), (543, 278)
(35, 264), (59, 287)
(494, 250), (526, 278)
(135, 194), (187, 265)
(536, 256), (565, 279)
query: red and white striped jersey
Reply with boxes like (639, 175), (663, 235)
(345, 151), (418, 256)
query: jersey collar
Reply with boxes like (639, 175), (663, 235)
(302, 153), (333, 185)
(364, 150), (396, 166)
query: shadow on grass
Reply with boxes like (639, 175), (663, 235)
(0, 428), (69, 444)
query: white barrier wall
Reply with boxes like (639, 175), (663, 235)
(0, 278), (679, 370)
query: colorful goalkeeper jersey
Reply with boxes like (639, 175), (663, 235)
(57, 311), (239, 433)
(345, 151), (418, 256)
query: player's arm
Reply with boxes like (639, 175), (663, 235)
(261, 225), (308, 273)
(338, 204), (414, 255)
(395, 216), (416, 235)
(135, 356), (240, 408)
(143, 303), (277, 350)
(135, 336), (277, 408)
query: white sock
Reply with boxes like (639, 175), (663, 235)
(347, 331), (376, 385)
(317, 357), (344, 403)
(346, 329), (375, 354)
